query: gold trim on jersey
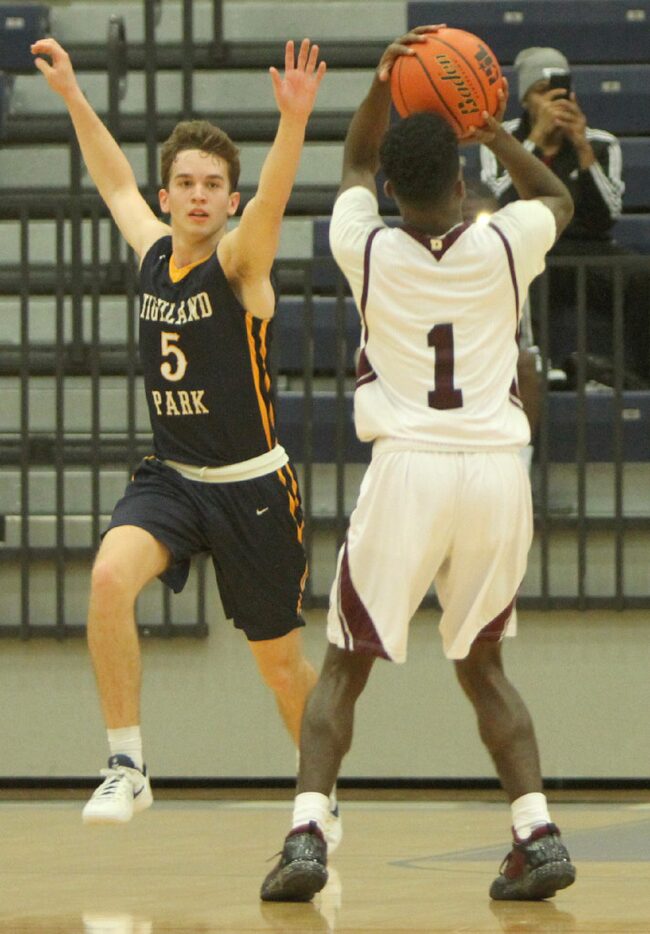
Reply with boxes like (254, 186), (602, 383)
(169, 251), (213, 283)
(245, 313), (274, 449)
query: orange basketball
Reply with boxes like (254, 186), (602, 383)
(390, 28), (503, 139)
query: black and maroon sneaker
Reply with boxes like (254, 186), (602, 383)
(490, 822), (576, 900)
(260, 821), (328, 902)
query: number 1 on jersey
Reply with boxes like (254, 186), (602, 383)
(427, 323), (463, 410)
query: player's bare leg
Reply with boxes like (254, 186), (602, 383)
(83, 525), (170, 825)
(454, 638), (541, 800)
(296, 645), (375, 794)
(260, 644), (375, 901)
(248, 629), (318, 744)
(87, 525), (170, 728)
(455, 638), (576, 900)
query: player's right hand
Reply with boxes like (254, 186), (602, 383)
(31, 37), (80, 99)
(377, 24), (446, 82)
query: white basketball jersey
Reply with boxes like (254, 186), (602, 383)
(329, 187), (556, 449)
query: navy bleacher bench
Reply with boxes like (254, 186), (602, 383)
(274, 297), (361, 374)
(0, 71), (12, 138)
(0, 4), (50, 71)
(276, 391), (650, 464)
(496, 65), (650, 134)
(407, 2), (650, 64)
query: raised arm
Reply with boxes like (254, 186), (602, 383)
(469, 94), (574, 242)
(31, 37), (168, 259)
(219, 39), (325, 303)
(337, 26), (440, 197)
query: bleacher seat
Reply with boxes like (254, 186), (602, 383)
(274, 297), (360, 374)
(618, 138), (650, 209)
(276, 390), (650, 464)
(407, 1), (650, 64)
(0, 4), (50, 71)
(496, 65), (650, 134)
(0, 72), (11, 138)
(613, 214), (650, 253)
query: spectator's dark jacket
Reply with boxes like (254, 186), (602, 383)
(480, 115), (624, 242)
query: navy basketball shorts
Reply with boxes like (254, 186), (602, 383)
(104, 457), (308, 641)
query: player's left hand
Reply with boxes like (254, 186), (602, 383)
(377, 24), (446, 82)
(270, 39), (326, 120)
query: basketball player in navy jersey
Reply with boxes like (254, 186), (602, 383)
(261, 27), (576, 902)
(31, 36), (340, 844)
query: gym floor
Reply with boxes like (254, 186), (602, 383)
(1, 792), (649, 932)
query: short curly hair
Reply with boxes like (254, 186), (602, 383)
(379, 112), (459, 206)
(160, 120), (241, 191)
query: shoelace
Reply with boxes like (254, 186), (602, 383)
(94, 768), (133, 797)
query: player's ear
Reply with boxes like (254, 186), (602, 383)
(159, 188), (169, 213)
(383, 178), (395, 201)
(227, 190), (241, 216)
(455, 175), (466, 200)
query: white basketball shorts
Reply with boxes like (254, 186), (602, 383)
(327, 442), (533, 662)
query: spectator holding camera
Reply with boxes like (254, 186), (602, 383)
(481, 47), (649, 386)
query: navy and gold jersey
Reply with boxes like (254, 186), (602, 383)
(138, 236), (278, 466)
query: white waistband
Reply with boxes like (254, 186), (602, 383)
(373, 438), (522, 456)
(164, 444), (289, 483)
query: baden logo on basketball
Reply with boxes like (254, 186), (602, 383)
(390, 27), (504, 139)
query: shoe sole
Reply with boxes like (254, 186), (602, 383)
(261, 861), (328, 902)
(82, 790), (153, 825)
(490, 862), (576, 901)
(82, 813), (132, 825)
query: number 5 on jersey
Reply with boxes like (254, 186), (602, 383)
(160, 331), (188, 382)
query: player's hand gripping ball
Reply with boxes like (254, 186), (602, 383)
(390, 27), (504, 139)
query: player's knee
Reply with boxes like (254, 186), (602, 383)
(259, 654), (304, 697)
(455, 642), (503, 696)
(90, 557), (132, 603)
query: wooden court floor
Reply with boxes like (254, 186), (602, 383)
(1, 794), (649, 933)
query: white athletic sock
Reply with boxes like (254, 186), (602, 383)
(296, 751), (338, 813)
(292, 792), (330, 836)
(511, 792), (551, 840)
(107, 726), (144, 771)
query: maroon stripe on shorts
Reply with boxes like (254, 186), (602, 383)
(337, 543), (390, 659)
(476, 597), (516, 643)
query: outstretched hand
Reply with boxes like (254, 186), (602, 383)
(376, 24), (446, 82)
(270, 39), (327, 120)
(31, 37), (80, 100)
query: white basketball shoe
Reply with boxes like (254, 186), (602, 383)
(82, 754), (153, 825)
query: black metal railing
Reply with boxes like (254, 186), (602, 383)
(1, 0), (649, 635)
(1, 205), (649, 636)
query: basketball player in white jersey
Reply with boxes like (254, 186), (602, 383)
(31, 36), (342, 848)
(261, 27), (576, 903)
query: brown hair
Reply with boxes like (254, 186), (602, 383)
(160, 120), (241, 191)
